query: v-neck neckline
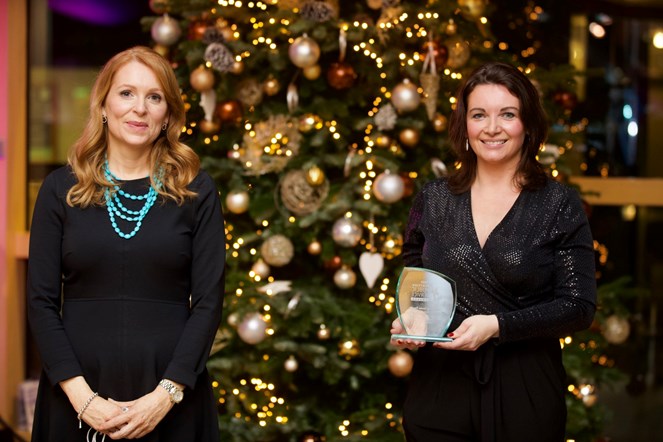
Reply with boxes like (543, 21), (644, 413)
(467, 189), (524, 251)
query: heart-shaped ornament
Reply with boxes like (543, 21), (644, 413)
(359, 252), (384, 289)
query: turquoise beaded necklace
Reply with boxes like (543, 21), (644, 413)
(103, 160), (162, 239)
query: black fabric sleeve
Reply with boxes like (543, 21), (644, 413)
(162, 172), (225, 389)
(496, 188), (597, 342)
(27, 169), (84, 385)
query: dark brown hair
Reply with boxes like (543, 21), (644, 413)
(447, 61), (548, 193)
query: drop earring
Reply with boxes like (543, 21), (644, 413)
(102, 115), (108, 124)
(465, 139), (469, 152)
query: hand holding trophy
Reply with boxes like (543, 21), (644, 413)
(391, 267), (457, 343)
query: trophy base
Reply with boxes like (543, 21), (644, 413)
(392, 334), (453, 343)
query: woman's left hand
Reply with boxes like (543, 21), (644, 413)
(433, 314), (499, 351)
(98, 387), (173, 439)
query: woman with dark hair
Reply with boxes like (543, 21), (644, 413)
(391, 61), (596, 441)
(28, 46), (225, 441)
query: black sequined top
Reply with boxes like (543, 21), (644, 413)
(402, 177), (596, 343)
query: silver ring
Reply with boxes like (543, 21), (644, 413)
(122, 406), (129, 413)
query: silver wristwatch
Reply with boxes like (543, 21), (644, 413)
(159, 379), (184, 404)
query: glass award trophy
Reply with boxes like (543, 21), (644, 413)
(392, 267), (457, 342)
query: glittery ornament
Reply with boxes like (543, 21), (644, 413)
(445, 36), (471, 69)
(261, 234), (295, 267)
(202, 26), (224, 44)
(458, 0), (488, 19)
(235, 78), (264, 107)
(602, 315), (630, 345)
(420, 72), (440, 121)
(280, 169), (329, 216)
(205, 42), (235, 73)
(300, 0), (339, 22)
(374, 104), (397, 131)
(240, 115), (301, 175)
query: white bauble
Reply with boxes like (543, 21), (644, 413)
(602, 315), (630, 345)
(251, 259), (271, 279)
(237, 313), (268, 344)
(288, 34), (321, 68)
(373, 171), (405, 203)
(151, 14), (181, 46)
(391, 79), (421, 113)
(332, 218), (362, 247)
(284, 355), (299, 372)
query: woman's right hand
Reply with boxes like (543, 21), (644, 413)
(390, 317), (426, 350)
(59, 376), (124, 432)
(80, 397), (125, 431)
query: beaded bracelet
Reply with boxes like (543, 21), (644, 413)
(77, 392), (99, 429)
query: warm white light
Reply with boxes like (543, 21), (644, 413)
(589, 22), (606, 39)
(654, 31), (663, 49)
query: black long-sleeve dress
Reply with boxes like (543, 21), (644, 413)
(27, 166), (225, 441)
(400, 178), (596, 442)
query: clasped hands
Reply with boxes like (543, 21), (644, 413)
(390, 314), (499, 351)
(79, 386), (174, 439)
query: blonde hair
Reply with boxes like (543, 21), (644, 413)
(66, 46), (200, 207)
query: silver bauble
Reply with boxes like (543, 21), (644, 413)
(251, 259), (271, 279)
(151, 14), (182, 46)
(284, 355), (299, 372)
(226, 190), (250, 214)
(227, 312), (239, 327)
(391, 79), (421, 113)
(373, 171), (405, 203)
(288, 34), (321, 68)
(237, 313), (268, 344)
(261, 234), (295, 267)
(332, 218), (362, 248)
(334, 266), (357, 289)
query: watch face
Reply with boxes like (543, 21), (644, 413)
(173, 390), (184, 403)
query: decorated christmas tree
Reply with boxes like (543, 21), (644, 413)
(143, 1), (637, 440)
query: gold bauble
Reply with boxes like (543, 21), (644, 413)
(230, 60), (244, 75)
(303, 64), (321, 80)
(388, 351), (414, 377)
(338, 339), (360, 358)
(458, 0), (488, 19)
(190, 65), (215, 92)
(307, 240), (322, 255)
(199, 119), (220, 134)
(432, 113), (448, 132)
(305, 165), (326, 186)
(366, 0), (382, 10)
(263, 76), (280, 96)
(399, 128), (420, 148)
(445, 19), (457, 35)
(375, 134), (392, 149)
(153, 44), (169, 58)
(225, 189), (250, 214)
(317, 325), (331, 340)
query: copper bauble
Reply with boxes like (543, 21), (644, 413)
(216, 100), (243, 125)
(399, 128), (420, 148)
(199, 119), (220, 134)
(421, 40), (449, 69)
(327, 61), (357, 90)
(230, 60), (244, 75)
(554, 91), (578, 111)
(375, 134), (392, 149)
(388, 351), (414, 377)
(303, 64), (321, 80)
(190, 66), (215, 92)
(263, 76), (281, 96)
(307, 240), (322, 255)
(323, 256), (342, 272)
(432, 113), (448, 132)
(188, 20), (209, 40)
(400, 172), (415, 198)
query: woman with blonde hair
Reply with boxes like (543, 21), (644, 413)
(28, 46), (225, 441)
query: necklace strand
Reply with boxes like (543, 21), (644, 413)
(103, 161), (161, 239)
